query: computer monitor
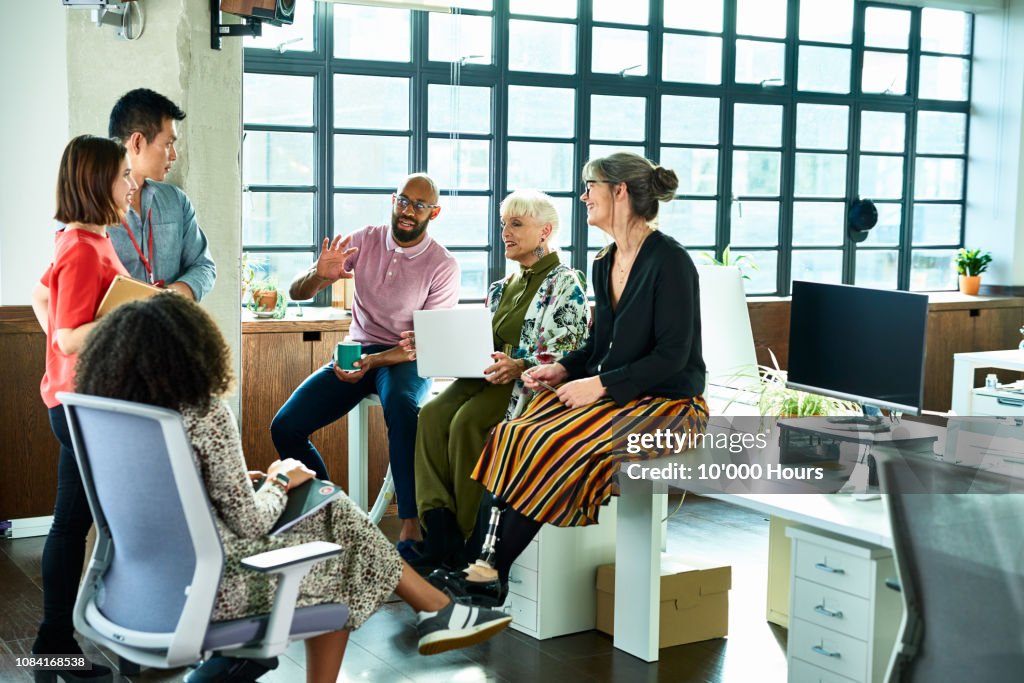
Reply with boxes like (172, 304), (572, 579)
(787, 281), (929, 418)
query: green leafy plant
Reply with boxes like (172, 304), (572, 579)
(702, 245), (759, 280)
(247, 275), (287, 318)
(734, 350), (861, 418)
(241, 252), (268, 298)
(955, 248), (993, 276)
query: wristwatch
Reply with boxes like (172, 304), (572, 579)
(268, 472), (290, 493)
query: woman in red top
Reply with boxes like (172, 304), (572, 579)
(29, 135), (137, 680)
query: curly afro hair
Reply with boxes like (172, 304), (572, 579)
(75, 293), (234, 412)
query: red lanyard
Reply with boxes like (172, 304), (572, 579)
(121, 208), (163, 286)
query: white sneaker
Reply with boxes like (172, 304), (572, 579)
(415, 597), (512, 655)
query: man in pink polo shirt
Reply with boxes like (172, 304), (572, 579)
(271, 173), (459, 548)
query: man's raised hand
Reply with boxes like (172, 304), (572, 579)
(315, 234), (358, 281)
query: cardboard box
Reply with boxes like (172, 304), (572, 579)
(595, 555), (731, 648)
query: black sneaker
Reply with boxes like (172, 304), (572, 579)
(183, 656), (279, 682)
(415, 597), (512, 655)
(426, 569), (508, 608)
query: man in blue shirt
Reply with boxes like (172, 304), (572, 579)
(106, 89), (216, 300)
(37, 90), (216, 308)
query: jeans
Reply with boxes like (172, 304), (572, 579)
(270, 345), (430, 519)
(35, 406), (94, 653)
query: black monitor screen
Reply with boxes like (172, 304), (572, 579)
(787, 281), (929, 414)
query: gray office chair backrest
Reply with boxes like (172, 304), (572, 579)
(876, 451), (1024, 682)
(61, 393), (224, 663)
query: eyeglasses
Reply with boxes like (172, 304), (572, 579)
(393, 194), (440, 213)
(580, 179), (618, 196)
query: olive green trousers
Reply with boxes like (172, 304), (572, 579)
(414, 378), (515, 538)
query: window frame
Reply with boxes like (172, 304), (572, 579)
(241, 0), (974, 302)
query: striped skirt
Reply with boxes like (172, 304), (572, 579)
(470, 391), (709, 528)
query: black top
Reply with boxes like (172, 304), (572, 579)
(559, 230), (705, 404)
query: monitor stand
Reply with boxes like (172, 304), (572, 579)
(826, 405), (891, 433)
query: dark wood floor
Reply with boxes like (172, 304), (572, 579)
(0, 496), (788, 682)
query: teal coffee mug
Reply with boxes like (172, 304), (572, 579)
(335, 341), (362, 371)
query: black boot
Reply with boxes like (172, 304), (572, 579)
(31, 631), (112, 683)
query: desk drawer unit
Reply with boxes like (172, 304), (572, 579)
(792, 578), (870, 640)
(506, 499), (617, 640)
(786, 526), (902, 683)
(971, 389), (1024, 417)
(793, 540), (873, 598)
(789, 657), (858, 683)
(790, 618), (869, 681)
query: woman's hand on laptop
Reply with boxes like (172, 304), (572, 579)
(484, 352), (525, 385)
(522, 363), (568, 392)
(399, 330), (416, 360)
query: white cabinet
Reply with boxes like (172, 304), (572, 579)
(970, 387), (1024, 416)
(504, 499), (617, 639)
(786, 526), (902, 683)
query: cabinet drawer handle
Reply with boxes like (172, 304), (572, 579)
(508, 577), (523, 584)
(814, 562), (845, 575)
(814, 604), (844, 619)
(812, 644), (842, 659)
(997, 397), (1024, 407)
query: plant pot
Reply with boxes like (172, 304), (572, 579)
(253, 289), (278, 312)
(958, 274), (981, 296)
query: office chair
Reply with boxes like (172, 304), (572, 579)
(58, 392), (349, 674)
(875, 449), (1024, 682)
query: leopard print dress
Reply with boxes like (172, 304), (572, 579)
(181, 400), (404, 629)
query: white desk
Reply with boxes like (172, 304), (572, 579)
(612, 488), (891, 662)
(951, 349), (1024, 416)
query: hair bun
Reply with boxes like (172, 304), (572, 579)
(651, 165), (679, 202)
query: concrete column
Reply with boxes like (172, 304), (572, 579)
(66, 0), (243, 409)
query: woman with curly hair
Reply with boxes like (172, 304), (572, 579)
(74, 294), (511, 683)
(434, 153), (709, 607)
(29, 134), (137, 682)
(399, 189), (589, 572)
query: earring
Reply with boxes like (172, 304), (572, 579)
(533, 242), (545, 259)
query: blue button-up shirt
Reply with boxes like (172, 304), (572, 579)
(108, 180), (217, 301)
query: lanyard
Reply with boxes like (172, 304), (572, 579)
(121, 207), (164, 286)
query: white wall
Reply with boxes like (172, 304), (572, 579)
(0, 2), (68, 305)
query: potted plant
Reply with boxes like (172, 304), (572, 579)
(733, 350), (861, 419)
(955, 248), (992, 296)
(702, 245), (759, 281)
(248, 275), (286, 319)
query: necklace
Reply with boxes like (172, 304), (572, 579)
(614, 229), (652, 282)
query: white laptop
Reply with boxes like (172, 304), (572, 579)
(413, 308), (494, 378)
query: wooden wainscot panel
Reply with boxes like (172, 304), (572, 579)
(0, 307), (58, 519)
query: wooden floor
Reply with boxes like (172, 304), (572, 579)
(0, 496), (788, 682)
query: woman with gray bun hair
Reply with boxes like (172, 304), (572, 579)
(430, 153), (708, 607)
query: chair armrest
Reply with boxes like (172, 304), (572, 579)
(241, 541), (342, 573)
(234, 541), (343, 658)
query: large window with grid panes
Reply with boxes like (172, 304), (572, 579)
(241, 0), (973, 301)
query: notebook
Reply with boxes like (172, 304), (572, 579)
(95, 275), (164, 318)
(254, 477), (343, 536)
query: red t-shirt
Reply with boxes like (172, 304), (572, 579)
(39, 229), (129, 408)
